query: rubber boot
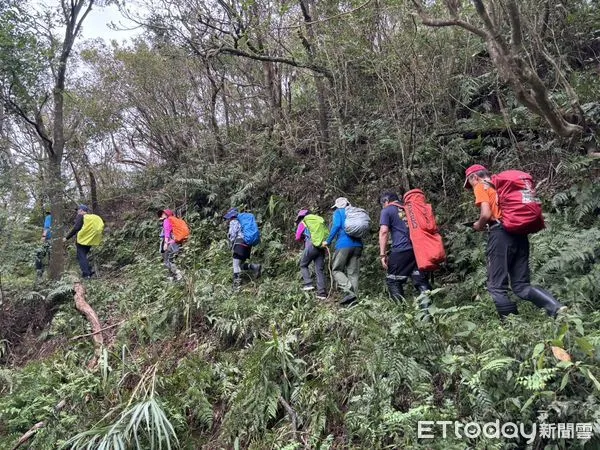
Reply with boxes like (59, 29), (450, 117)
(527, 286), (564, 317)
(496, 303), (518, 321)
(386, 279), (404, 301)
(233, 273), (241, 291)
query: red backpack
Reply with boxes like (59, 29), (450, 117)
(489, 170), (545, 235)
(403, 189), (446, 271)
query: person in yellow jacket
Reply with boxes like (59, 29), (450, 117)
(63, 205), (104, 279)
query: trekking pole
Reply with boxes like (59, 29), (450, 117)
(0, 271), (4, 305)
(326, 247), (334, 300)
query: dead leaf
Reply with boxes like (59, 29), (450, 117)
(551, 346), (572, 362)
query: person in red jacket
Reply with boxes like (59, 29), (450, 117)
(464, 164), (566, 319)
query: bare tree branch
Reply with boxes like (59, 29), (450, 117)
(506, 0), (523, 49)
(410, 0), (486, 39)
(206, 45), (334, 81)
(411, 0), (584, 139)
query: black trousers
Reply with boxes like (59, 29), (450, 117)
(486, 225), (560, 317)
(35, 242), (50, 272)
(386, 250), (431, 300)
(76, 243), (93, 278)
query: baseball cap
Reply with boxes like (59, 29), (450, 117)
(77, 204), (90, 212)
(296, 209), (310, 220)
(223, 207), (239, 220)
(163, 209), (174, 217)
(331, 197), (350, 209)
(464, 164), (488, 189)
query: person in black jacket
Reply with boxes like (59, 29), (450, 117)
(63, 205), (94, 278)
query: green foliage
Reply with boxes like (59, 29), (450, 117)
(66, 365), (179, 450)
(1, 184), (599, 449)
(1, 1), (600, 448)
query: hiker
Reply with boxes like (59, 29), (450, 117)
(35, 210), (52, 277)
(224, 208), (262, 290)
(64, 205), (104, 279)
(323, 197), (369, 304)
(295, 209), (328, 300)
(379, 192), (432, 302)
(158, 209), (189, 281)
(464, 164), (566, 319)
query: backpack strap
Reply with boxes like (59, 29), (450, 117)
(483, 180), (496, 190)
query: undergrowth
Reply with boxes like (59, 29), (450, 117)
(0, 181), (599, 449)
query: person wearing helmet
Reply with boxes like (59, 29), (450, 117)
(295, 209), (327, 300)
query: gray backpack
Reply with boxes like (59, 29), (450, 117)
(344, 206), (371, 239)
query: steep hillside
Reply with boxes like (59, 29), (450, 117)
(1, 181), (599, 448)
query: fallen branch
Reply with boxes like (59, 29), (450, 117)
(71, 319), (126, 341)
(12, 400), (66, 449)
(278, 395), (298, 433)
(74, 281), (103, 368)
(12, 422), (45, 450)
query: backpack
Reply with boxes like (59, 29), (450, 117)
(168, 216), (191, 244)
(302, 214), (329, 247)
(238, 212), (261, 246)
(344, 206), (371, 239)
(403, 189), (446, 271)
(489, 170), (545, 235)
(77, 214), (104, 246)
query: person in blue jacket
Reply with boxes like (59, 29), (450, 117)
(323, 197), (363, 304)
(35, 210), (52, 278)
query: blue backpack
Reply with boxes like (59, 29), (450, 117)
(238, 212), (260, 246)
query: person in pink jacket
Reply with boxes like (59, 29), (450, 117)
(158, 209), (183, 281)
(295, 209), (327, 299)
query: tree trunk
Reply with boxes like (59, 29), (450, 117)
(262, 58), (282, 133)
(221, 76), (230, 135)
(89, 169), (98, 213)
(299, 0), (331, 149)
(69, 159), (85, 199)
(47, 154), (65, 281)
(411, 0), (584, 139)
(47, 0), (95, 279)
(206, 66), (225, 161)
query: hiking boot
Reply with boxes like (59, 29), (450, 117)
(340, 293), (357, 306)
(316, 292), (327, 300)
(554, 305), (568, 318)
(302, 285), (315, 291)
(174, 270), (184, 281)
(233, 274), (241, 291)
